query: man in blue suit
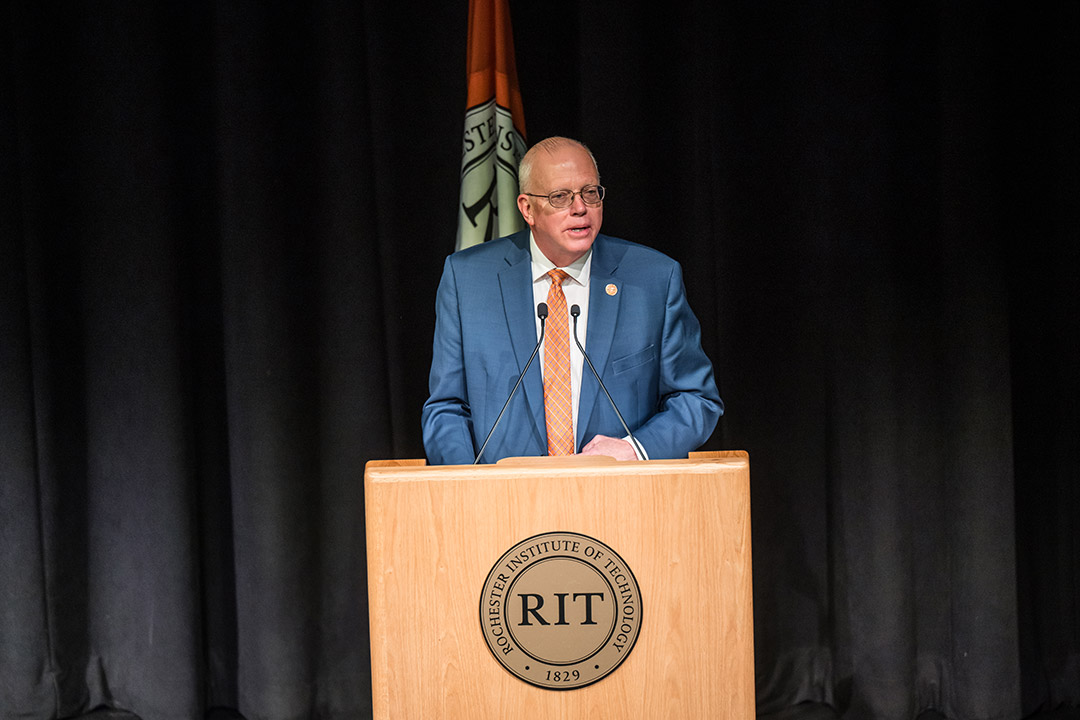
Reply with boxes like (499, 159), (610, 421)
(423, 137), (722, 465)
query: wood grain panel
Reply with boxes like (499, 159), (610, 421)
(365, 454), (754, 718)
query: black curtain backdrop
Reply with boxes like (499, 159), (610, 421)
(1, 2), (1077, 720)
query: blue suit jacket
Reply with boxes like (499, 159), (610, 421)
(422, 231), (723, 464)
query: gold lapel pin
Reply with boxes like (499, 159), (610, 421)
(606, 283), (618, 296)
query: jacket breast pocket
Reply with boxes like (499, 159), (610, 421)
(611, 344), (657, 375)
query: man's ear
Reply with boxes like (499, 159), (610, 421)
(517, 194), (534, 225)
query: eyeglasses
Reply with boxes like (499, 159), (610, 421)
(523, 184), (605, 208)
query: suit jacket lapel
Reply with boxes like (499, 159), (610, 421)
(498, 232), (546, 447)
(577, 235), (623, 446)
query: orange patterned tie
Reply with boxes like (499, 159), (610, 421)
(543, 269), (575, 455)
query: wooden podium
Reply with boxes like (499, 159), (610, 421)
(364, 451), (754, 718)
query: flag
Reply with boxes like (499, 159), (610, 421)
(456, 0), (527, 251)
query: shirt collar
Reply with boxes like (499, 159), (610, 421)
(529, 231), (592, 286)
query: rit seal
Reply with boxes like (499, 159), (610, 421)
(479, 531), (643, 690)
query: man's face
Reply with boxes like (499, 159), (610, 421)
(517, 144), (603, 267)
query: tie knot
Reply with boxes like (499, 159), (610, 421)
(547, 269), (570, 286)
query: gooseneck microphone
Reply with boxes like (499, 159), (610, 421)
(474, 303), (549, 464)
(570, 304), (647, 459)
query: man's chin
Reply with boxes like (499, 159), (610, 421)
(563, 230), (597, 248)
(535, 232), (598, 266)
(563, 236), (596, 261)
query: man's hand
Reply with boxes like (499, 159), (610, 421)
(579, 435), (637, 461)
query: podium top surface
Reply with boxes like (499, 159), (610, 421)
(365, 451), (748, 483)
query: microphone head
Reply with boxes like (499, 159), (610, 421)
(570, 304), (581, 317)
(537, 302), (549, 319)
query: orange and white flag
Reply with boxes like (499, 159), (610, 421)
(456, 0), (527, 251)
